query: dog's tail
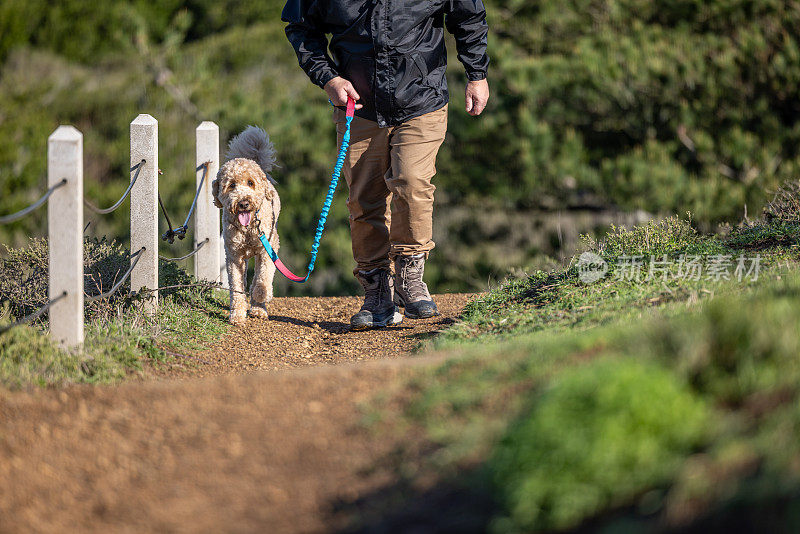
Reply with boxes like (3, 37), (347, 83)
(226, 126), (278, 183)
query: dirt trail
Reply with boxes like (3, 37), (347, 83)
(0, 294), (475, 533)
(161, 293), (470, 377)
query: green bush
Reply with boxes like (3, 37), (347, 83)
(416, 267), (800, 531)
(489, 359), (712, 533)
(0, 318), (84, 388)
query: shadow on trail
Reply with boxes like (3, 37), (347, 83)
(330, 462), (496, 534)
(402, 317), (456, 342)
(330, 463), (800, 534)
(269, 315), (415, 335)
(268, 315), (351, 334)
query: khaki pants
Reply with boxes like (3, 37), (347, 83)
(334, 105), (448, 274)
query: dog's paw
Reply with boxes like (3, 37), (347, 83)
(230, 313), (247, 326)
(251, 285), (269, 304)
(249, 305), (269, 320)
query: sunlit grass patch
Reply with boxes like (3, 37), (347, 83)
(435, 218), (796, 347)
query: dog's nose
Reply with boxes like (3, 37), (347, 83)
(237, 200), (251, 212)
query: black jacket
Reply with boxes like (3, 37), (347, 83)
(282, 0), (489, 127)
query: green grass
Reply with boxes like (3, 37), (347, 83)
(379, 217), (800, 532)
(435, 216), (795, 346)
(0, 237), (229, 388)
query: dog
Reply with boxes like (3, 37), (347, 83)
(212, 127), (281, 326)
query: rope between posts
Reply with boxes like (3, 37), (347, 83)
(158, 191), (176, 239)
(182, 162), (210, 229)
(159, 238), (209, 262)
(85, 247), (146, 302)
(84, 160), (146, 214)
(160, 162), (210, 243)
(0, 179), (67, 225)
(0, 291), (67, 335)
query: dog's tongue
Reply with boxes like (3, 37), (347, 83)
(238, 211), (252, 227)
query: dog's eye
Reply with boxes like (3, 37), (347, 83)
(248, 180), (255, 187)
(229, 183), (236, 190)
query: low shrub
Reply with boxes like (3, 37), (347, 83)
(489, 359), (712, 533)
(765, 180), (800, 223)
(588, 215), (701, 258)
(723, 221), (800, 251)
(0, 236), (229, 388)
(0, 236), (203, 325)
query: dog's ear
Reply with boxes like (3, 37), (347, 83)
(211, 177), (223, 208)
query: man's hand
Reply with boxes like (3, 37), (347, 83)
(324, 76), (364, 109)
(465, 79), (490, 116)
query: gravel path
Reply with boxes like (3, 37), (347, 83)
(160, 293), (472, 377)
(0, 294), (476, 533)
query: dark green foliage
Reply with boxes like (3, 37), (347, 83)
(0, 1), (280, 63)
(440, 0), (800, 222)
(490, 359), (711, 533)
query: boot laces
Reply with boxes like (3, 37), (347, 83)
(361, 270), (388, 311)
(400, 255), (429, 301)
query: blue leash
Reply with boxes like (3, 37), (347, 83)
(259, 97), (355, 283)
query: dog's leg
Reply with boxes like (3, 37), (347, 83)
(250, 252), (273, 320)
(227, 251), (248, 326)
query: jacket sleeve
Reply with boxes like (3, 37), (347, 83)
(444, 0), (490, 81)
(281, 0), (339, 88)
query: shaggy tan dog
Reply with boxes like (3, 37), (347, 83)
(212, 127), (281, 326)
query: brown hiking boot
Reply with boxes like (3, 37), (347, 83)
(351, 268), (403, 331)
(394, 254), (439, 319)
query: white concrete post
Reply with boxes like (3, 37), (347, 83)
(219, 234), (228, 289)
(48, 126), (84, 348)
(195, 122), (220, 282)
(130, 115), (159, 315)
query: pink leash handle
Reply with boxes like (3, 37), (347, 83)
(276, 258), (307, 282)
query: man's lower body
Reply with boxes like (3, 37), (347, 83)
(334, 105), (448, 330)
